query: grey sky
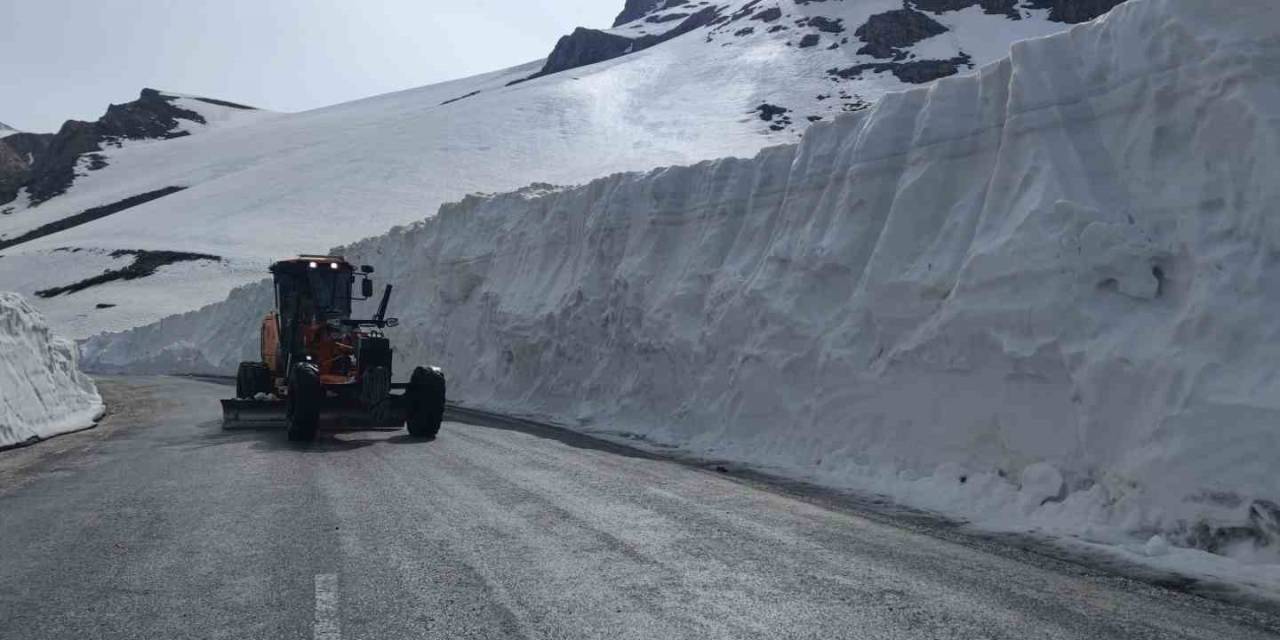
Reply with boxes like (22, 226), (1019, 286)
(0, 0), (619, 133)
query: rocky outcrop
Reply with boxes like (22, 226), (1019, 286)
(912, 0), (1020, 18)
(97, 88), (206, 141)
(0, 89), (213, 207)
(536, 28), (637, 80)
(0, 131), (57, 206)
(521, 6), (723, 83)
(0, 133), (48, 205)
(1026, 0), (1128, 23)
(855, 8), (949, 60)
(613, 0), (665, 26)
(0, 186), (188, 251)
(35, 248), (221, 298)
(828, 54), (973, 84)
(911, 0), (1126, 22)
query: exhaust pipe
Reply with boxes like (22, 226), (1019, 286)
(375, 284), (392, 323)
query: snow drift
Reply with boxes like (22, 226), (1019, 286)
(1, 293), (103, 448)
(84, 0), (1280, 561)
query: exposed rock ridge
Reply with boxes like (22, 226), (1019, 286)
(0, 89), (210, 207)
(519, 6), (723, 83)
(614, 0), (667, 26)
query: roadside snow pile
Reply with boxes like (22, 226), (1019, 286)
(0, 293), (103, 448)
(84, 0), (1280, 567)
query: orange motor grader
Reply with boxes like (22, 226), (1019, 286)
(220, 255), (446, 441)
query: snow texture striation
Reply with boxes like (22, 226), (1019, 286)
(84, 0), (1280, 569)
(0, 292), (103, 449)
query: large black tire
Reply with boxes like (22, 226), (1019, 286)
(236, 362), (273, 399)
(361, 366), (394, 426)
(286, 363), (322, 442)
(406, 366), (446, 439)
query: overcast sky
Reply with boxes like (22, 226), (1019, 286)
(0, 0), (619, 132)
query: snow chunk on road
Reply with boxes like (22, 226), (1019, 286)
(1145, 535), (1171, 558)
(0, 292), (103, 448)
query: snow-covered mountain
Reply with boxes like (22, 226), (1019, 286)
(0, 89), (264, 212)
(0, 0), (1123, 338)
(0, 122), (17, 137)
(85, 0), (1280, 587)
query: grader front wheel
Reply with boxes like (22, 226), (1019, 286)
(286, 364), (322, 442)
(406, 366), (446, 439)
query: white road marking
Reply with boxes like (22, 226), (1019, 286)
(314, 573), (341, 640)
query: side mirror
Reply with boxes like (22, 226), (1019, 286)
(361, 279), (374, 298)
(385, 318), (399, 328)
(361, 265), (375, 274)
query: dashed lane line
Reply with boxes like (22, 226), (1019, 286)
(314, 574), (340, 640)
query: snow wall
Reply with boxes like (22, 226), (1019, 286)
(1, 293), (103, 448)
(83, 0), (1280, 558)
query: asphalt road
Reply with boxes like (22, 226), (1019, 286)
(2, 376), (1278, 640)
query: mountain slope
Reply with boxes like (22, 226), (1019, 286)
(85, 0), (1280, 585)
(0, 1), (1124, 338)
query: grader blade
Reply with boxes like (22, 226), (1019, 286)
(220, 393), (414, 430)
(220, 398), (287, 429)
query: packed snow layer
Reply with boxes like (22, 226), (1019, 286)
(85, 0), (1280, 569)
(0, 1), (1087, 337)
(0, 293), (103, 448)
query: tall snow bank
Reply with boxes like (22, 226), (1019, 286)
(83, 0), (1280, 560)
(1, 293), (103, 448)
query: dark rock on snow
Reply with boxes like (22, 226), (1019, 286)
(614, 0), (665, 27)
(535, 28), (638, 79)
(35, 248), (222, 298)
(912, 0), (1021, 19)
(0, 186), (188, 252)
(1025, 0), (1127, 23)
(911, 0), (1126, 22)
(829, 54), (973, 84)
(750, 7), (783, 23)
(0, 132), (54, 206)
(524, 6), (722, 83)
(755, 103), (790, 121)
(805, 16), (845, 33)
(855, 8), (949, 60)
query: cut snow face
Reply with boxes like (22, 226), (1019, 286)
(83, 0), (1280, 591)
(0, 292), (103, 449)
(0, 1), (1119, 338)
